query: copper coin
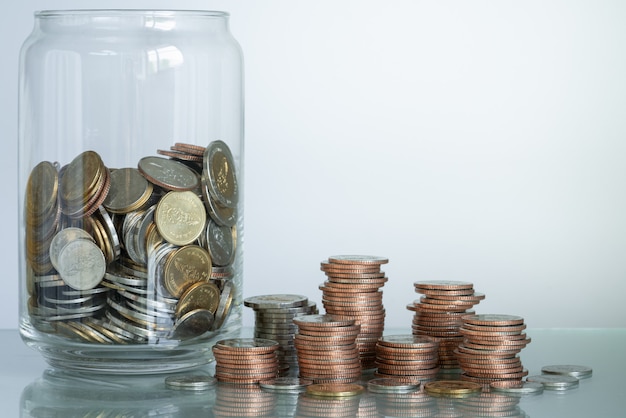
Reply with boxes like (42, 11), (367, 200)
(293, 314), (355, 328)
(414, 280), (474, 290)
(463, 314), (525, 326)
(327, 255), (389, 265)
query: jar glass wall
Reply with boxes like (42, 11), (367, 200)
(17, 10), (244, 374)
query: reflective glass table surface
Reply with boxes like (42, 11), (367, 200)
(2, 328), (624, 417)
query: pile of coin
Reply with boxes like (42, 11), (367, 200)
(212, 338), (281, 385)
(318, 255), (389, 369)
(408, 280), (484, 371)
(244, 294), (318, 376)
(456, 314), (530, 385)
(293, 314), (362, 384)
(374, 334), (440, 384)
(24, 140), (239, 344)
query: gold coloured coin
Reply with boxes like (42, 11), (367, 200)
(175, 281), (221, 318)
(424, 380), (482, 397)
(155, 191), (206, 246)
(163, 245), (211, 298)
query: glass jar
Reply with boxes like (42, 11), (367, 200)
(17, 10), (244, 373)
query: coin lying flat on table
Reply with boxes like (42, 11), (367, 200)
(541, 364), (592, 379)
(489, 380), (544, 395)
(424, 380), (482, 397)
(165, 375), (217, 391)
(367, 378), (420, 394)
(526, 374), (579, 390)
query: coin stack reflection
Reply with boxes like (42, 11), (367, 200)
(212, 338), (281, 385)
(456, 314), (531, 385)
(244, 294), (318, 376)
(374, 335), (440, 384)
(372, 391), (435, 418)
(318, 255), (389, 370)
(24, 141), (239, 344)
(457, 392), (523, 417)
(293, 314), (362, 384)
(407, 280), (484, 371)
(213, 384), (276, 417)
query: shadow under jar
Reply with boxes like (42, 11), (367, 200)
(18, 9), (244, 374)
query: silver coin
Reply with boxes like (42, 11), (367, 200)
(138, 156), (199, 191)
(201, 177), (237, 227)
(259, 377), (313, 392)
(367, 378), (420, 394)
(212, 281), (233, 330)
(205, 219), (235, 267)
(541, 364), (593, 379)
(526, 374), (579, 390)
(490, 381), (544, 395)
(165, 375), (217, 391)
(103, 167), (153, 213)
(328, 255), (389, 265)
(56, 239), (106, 291)
(215, 338), (280, 350)
(203, 140), (239, 208)
(49, 227), (94, 271)
(244, 294), (309, 310)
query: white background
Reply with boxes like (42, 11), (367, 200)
(2, 0), (625, 331)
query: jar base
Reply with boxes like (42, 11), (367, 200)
(21, 320), (241, 375)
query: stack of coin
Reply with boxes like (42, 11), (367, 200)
(319, 255), (389, 369)
(456, 314), (530, 385)
(293, 314), (362, 384)
(244, 294), (318, 376)
(23, 141), (239, 345)
(213, 384), (277, 417)
(212, 338), (281, 385)
(408, 280), (484, 371)
(374, 334), (440, 384)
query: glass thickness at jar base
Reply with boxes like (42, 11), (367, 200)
(18, 10), (244, 374)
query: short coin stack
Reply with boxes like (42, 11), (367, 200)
(408, 280), (484, 371)
(212, 338), (281, 385)
(244, 294), (318, 376)
(456, 314), (531, 385)
(293, 314), (362, 384)
(319, 255), (389, 369)
(374, 334), (440, 384)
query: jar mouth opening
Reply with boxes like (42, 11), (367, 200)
(35, 9), (229, 18)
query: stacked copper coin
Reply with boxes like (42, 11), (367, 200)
(244, 294), (318, 376)
(293, 314), (362, 384)
(319, 255), (389, 369)
(408, 280), (484, 371)
(212, 338), (281, 385)
(456, 314), (530, 386)
(374, 334), (440, 384)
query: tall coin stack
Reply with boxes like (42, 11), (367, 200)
(456, 314), (531, 385)
(407, 280), (485, 371)
(244, 294), (318, 376)
(318, 255), (389, 369)
(293, 314), (362, 383)
(212, 338), (281, 385)
(374, 334), (440, 384)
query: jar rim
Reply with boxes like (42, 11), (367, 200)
(35, 9), (229, 18)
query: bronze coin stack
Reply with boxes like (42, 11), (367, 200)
(212, 338), (281, 385)
(318, 255), (389, 369)
(24, 141), (239, 345)
(456, 314), (531, 386)
(213, 383), (276, 417)
(374, 334), (440, 384)
(293, 314), (362, 384)
(407, 280), (485, 371)
(244, 294), (318, 376)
